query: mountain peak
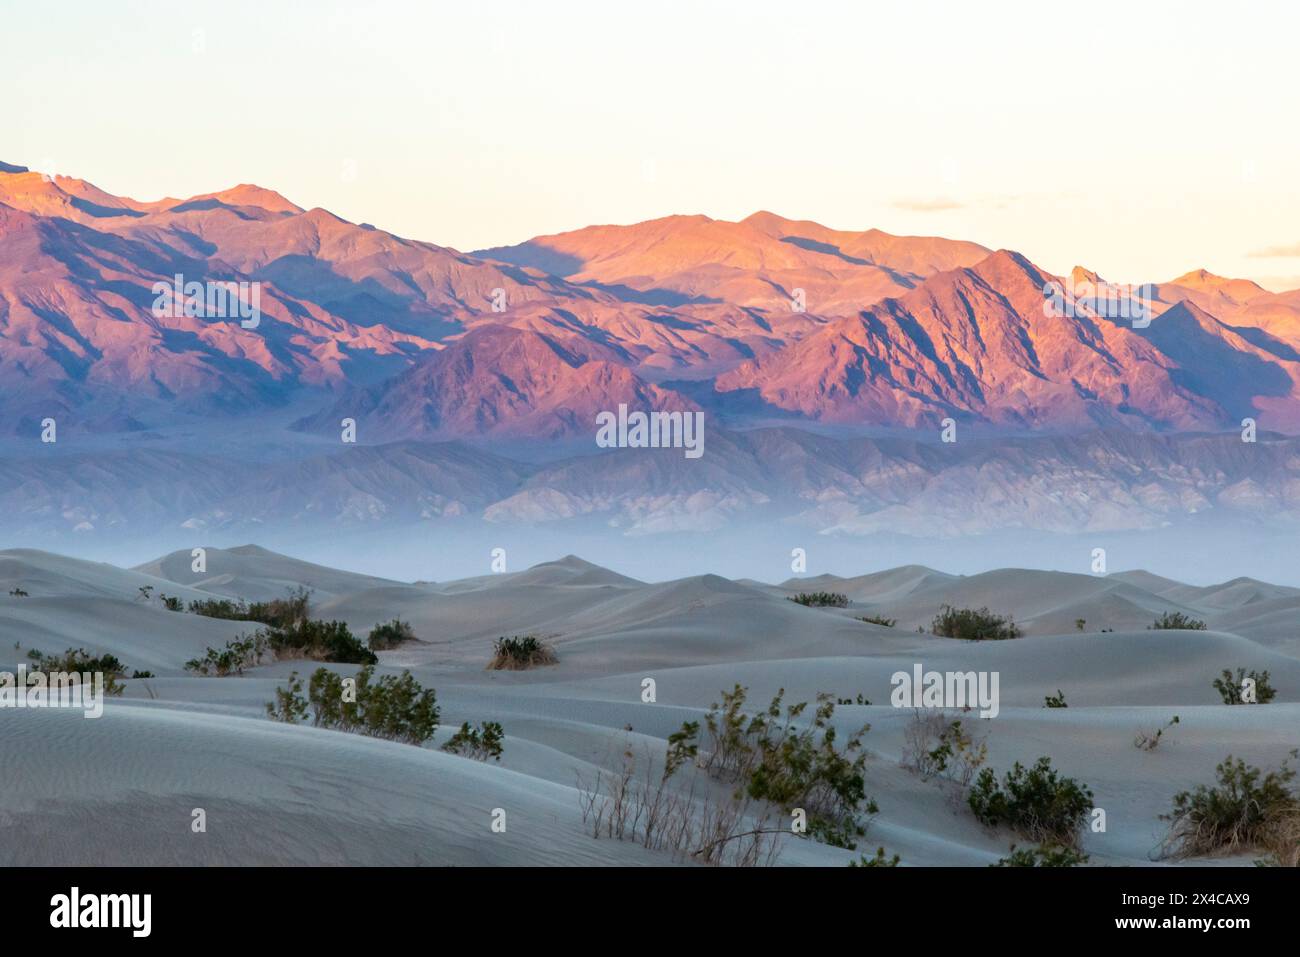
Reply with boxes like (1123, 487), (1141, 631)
(0, 161), (29, 174)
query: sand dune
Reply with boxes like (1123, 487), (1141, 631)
(2, 546), (1297, 866)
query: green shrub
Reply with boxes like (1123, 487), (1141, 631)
(184, 632), (271, 676)
(265, 671), (308, 723)
(305, 665), (439, 745)
(788, 592), (849, 608)
(1043, 690), (1068, 709)
(1150, 611), (1206, 630)
(993, 843), (1089, 867)
(159, 594), (183, 611)
(27, 648), (128, 696)
(368, 618), (416, 651)
(968, 757), (1094, 847)
(270, 619), (376, 665)
(488, 635), (557, 670)
(849, 846), (900, 867)
(131, 670), (155, 679)
(931, 605), (1021, 641)
(1161, 753), (1298, 859)
(856, 614), (897, 627)
(1213, 668), (1277, 705)
(671, 685), (875, 849)
(442, 721), (504, 761)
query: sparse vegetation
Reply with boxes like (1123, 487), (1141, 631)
(788, 592), (849, 608)
(1074, 618), (1085, 632)
(1161, 752), (1298, 860)
(1213, 667), (1276, 705)
(367, 618), (416, 651)
(836, 693), (872, 706)
(930, 605), (1021, 641)
(8, 587), (27, 597)
(159, 594), (182, 611)
(1043, 690), (1068, 709)
(130, 669), (155, 679)
(442, 721), (504, 761)
(968, 757), (1094, 848)
(1150, 611), (1206, 630)
(901, 710), (988, 793)
(993, 843), (1090, 867)
(1134, 715), (1180, 751)
(488, 635), (557, 670)
(856, 613), (897, 627)
(578, 741), (783, 866)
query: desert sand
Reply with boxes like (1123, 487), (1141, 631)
(1, 545), (1295, 866)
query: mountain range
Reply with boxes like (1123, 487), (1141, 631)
(5, 161), (1300, 550)
(5, 161), (1300, 441)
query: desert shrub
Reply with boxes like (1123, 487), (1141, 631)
(305, 665), (438, 744)
(578, 742), (783, 867)
(1043, 690), (1068, 709)
(368, 618), (416, 651)
(265, 671), (308, 723)
(788, 592), (849, 608)
(8, 587), (27, 597)
(1212, 668), (1276, 705)
(931, 605), (1021, 641)
(1135, 715), (1180, 751)
(131, 670), (155, 679)
(442, 721), (504, 761)
(488, 635), (557, 670)
(1258, 808), (1300, 867)
(159, 594), (183, 612)
(901, 710), (988, 791)
(993, 843), (1089, 867)
(27, 648), (128, 696)
(184, 632), (272, 676)
(856, 613), (897, 627)
(1074, 618), (1085, 631)
(270, 618), (376, 665)
(1161, 752), (1298, 859)
(675, 685), (875, 849)
(968, 757), (1094, 847)
(1150, 611), (1206, 630)
(137, 586), (153, 601)
(849, 846), (900, 867)
(188, 587), (311, 629)
(187, 597), (249, 620)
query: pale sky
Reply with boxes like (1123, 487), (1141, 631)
(7, 0), (1300, 289)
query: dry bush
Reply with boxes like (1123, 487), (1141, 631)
(1134, 715), (1179, 751)
(1161, 752), (1298, 860)
(1259, 808), (1300, 867)
(488, 635), (558, 670)
(901, 709), (988, 795)
(577, 742), (783, 866)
